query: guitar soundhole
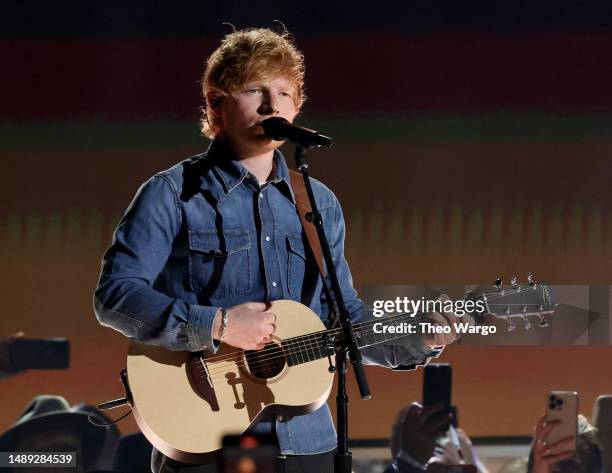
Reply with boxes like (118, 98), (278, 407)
(244, 342), (286, 380)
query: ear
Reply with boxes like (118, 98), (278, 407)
(205, 92), (224, 109)
(204, 94), (225, 137)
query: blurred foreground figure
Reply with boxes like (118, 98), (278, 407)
(0, 395), (119, 473)
(385, 402), (488, 473)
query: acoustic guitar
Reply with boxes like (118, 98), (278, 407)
(125, 280), (555, 463)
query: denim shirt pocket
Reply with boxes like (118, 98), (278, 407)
(286, 234), (306, 297)
(188, 229), (251, 298)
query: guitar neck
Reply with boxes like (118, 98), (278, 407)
(280, 283), (554, 367)
(354, 312), (431, 348)
(281, 312), (429, 367)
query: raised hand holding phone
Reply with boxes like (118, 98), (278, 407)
(531, 391), (578, 473)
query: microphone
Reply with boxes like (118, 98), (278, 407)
(261, 117), (333, 148)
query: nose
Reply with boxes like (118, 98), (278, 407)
(258, 90), (280, 116)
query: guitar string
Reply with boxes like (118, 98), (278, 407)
(198, 313), (429, 377)
(199, 308), (441, 371)
(197, 302), (550, 378)
(199, 312), (546, 382)
(199, 326), (394, 377)
(199, 307), (496, 380)
(200, 331), (361, 380)
(197, 310), (421, 364)
(199, 307), (549, 379)
(192, 291), (549, 371)
(189, 286), (547, 367)
(192, 286), (542, 366)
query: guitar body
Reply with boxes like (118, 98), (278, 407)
(126, 300), (334, 463)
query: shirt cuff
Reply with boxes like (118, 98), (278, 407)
(188, 305), (221, 353)
(390, 335), (439, 371)
(427, 345), (445, 356)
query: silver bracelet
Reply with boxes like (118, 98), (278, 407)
(219, 308), (229, 342)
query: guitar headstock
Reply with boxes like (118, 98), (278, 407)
(466, 273), (557, 331)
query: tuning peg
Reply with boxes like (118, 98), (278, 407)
(510, 275), (518, 288)
(527, 272), (536, 287)
(537, 313), (549, 328)
(494, 278), (503, 289)
(522, 316), (532, 330)
(506, 318), (516, 332)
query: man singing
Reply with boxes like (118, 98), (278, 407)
(94, 26), (458, 473)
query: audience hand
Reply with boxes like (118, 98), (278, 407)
(398, 402), (451, 465)
(531, 415), (575, 473)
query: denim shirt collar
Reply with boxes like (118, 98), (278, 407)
(202, 139), (295, 206)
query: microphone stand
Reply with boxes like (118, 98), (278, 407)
(293, 145), (371, 473)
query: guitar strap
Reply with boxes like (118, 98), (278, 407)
(289, 170), (339, 327)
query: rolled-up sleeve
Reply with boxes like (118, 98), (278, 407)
(320, 193), (436, 369)
(94, 175), (219, 352)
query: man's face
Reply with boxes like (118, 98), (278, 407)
(218, 76), (299, 157)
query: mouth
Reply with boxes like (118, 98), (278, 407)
(252, 122), (272, 135)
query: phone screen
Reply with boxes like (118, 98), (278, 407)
(423, 364), (452, 407)
(423, 364), (452, 430)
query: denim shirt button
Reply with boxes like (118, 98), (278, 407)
(272, 281), (277, 287)
(265, 236), (271, 242)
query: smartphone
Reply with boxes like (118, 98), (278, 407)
(423, 363), (452, 431)
(545, 391), (578, 453)
(220, 434), (278, 473)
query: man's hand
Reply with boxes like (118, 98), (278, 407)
(212, 302), (277, 350)
(423, 294), (461, 348)
(397, 402), (451, 465)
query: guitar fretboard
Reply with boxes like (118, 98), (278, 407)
(276, 284), (553, 367)
(280, 312), (426, 367)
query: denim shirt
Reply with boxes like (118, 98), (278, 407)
(94, 140), (435, 456)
